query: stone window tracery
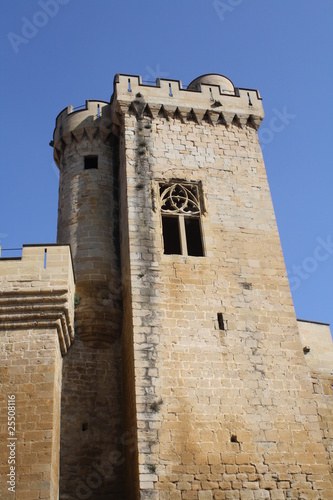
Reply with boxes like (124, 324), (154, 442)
(159, 182), (204, 257)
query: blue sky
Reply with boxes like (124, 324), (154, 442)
(0, 1), (332, 329)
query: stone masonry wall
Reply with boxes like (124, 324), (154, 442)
(311, 373), (333, 475)
(0, 329), (62, 500)
(54, 103), (125, 498)
(118, 129), (140, 500)
(0, 245), (74, 500)
(59, 338), (125, 500)
(56, 123), (122, 343)
(118, 103), (333, 499)
(298, 321), (333, 475)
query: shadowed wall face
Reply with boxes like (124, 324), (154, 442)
(54, 104), (125, 498)
(56, 117), (122, 344)
(59, 338), (125, 500)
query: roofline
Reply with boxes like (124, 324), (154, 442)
(297, 318), (330, 327)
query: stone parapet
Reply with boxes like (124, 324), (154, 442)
(52, 100), (112, 167)
(111, 73), (264, 129)
(0, 244), (75, 354)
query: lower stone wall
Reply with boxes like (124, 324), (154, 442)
(0, 244), (74, 499)
(297, 320), (333, 473)
(121, 267), (140, 500)
(0, 329), (62, 500)
(59, 337), (125, 499)
(312, 373), (333, 474)
(150, 258), (333, 500)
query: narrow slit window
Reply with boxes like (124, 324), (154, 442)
(97, 104), (100, 117)
(217, 312), (225, 331)
(84, 155), (98, 170)
(169, 83), (173, 97)
(44, 248), (47, 269)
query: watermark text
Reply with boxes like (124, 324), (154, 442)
(213, 0), (244, 23)
(7, 0), (71, 54)
(259, 106), (296, 150)
(288, 235), (333, 291)
(7, 395), (16, 493)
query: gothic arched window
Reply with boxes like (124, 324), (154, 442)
(159, 182), (204, 257)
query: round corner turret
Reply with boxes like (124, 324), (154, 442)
(53, 98), (121, 344)
(52, 101), (111, 167)
(188, 74), (235, 94)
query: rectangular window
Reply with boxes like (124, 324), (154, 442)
(162, 216), (181, 255)
(184, 217), (203, 257)
(84, 155), (98, 169)
(159, 182), (204, 257)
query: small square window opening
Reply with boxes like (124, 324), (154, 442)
(84, 155), (98, 170)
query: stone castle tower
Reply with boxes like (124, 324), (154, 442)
(1, 73), (332, 499)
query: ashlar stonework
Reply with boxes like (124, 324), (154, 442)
(0, 73), (332, 499)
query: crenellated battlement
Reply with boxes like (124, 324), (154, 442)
(54, 100), (111, 138)
(52, 74), (264, 162)
(111, 73), (264, 128)
(52, 100), (112, 165)
(0, 244), (75, 355)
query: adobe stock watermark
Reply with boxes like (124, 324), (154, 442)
(7, 395), (16, 494)
(288, 236), (333, 292)
(259, 107), (296, 150)
(7, 0), (72, 54)
(75, 430), (137, 499)
(143, 64), (169, 83)
(213, 0), (244, 23)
